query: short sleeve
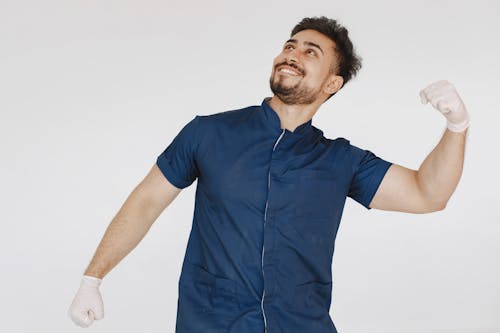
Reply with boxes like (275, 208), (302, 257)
(347, 142), (393, 210)
(156, 116), (201, 189)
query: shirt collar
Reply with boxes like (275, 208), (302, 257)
(261, 97), (313, 136)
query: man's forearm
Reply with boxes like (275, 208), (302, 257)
(416, 127), (468, 208)
(84, 187), (159, 279)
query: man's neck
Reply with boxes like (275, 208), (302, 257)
(268, 96), (322, 132)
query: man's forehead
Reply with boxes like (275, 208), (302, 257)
(289, 30), (334, 46)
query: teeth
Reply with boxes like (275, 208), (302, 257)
(279, 68), (300, 75)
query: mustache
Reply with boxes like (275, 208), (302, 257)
(275, 61), (304, 75)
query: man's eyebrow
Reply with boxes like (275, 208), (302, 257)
(285, 38), (324, 55)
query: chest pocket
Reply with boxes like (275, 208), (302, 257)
(285, 169), (338, 219)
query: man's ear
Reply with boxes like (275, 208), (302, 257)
(324, 75), (344, 95)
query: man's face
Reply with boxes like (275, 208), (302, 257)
(269, 29), (338, 105)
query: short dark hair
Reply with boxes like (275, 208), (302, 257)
(291, 16), (362, 101)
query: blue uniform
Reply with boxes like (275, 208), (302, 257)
(156, 97), (393, 333)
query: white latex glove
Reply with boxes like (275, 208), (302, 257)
(68, 275), (104, 327)
(419, 80), (470, 133)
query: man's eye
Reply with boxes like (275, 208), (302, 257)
(284, 45), (293, 50)
(307, 49), (316, 56)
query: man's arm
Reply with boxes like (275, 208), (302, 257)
(368, 80), (470, 213)
(84, 163), (182, 279)
(369, 127), (468, 213)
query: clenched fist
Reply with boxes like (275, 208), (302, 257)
(68, 275), (104, 327)
(419, 80), (470, 133)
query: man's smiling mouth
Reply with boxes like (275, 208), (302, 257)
(277, 65), (303, 76)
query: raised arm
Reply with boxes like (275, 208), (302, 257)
(368, 80), (470, 213)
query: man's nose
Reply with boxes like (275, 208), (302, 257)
(285, 49), (299, 63)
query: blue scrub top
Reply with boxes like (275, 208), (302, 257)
(156, 97), (393, 333)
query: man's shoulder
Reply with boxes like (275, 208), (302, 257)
(315, 129), (350, 147)
(201, 103), (258, 118)
(196, 103), (259, 128)
(321, 135), (376, 161)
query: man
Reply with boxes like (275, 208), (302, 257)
(68, 16), (469, 332)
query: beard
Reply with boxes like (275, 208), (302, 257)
(269, 70), (322, 105)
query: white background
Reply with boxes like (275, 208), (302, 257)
(1, 0), (498, 332)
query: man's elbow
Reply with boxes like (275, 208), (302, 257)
(426, 200), (447, 213)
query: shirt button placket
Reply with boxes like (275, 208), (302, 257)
(261, 129), (286, 333)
